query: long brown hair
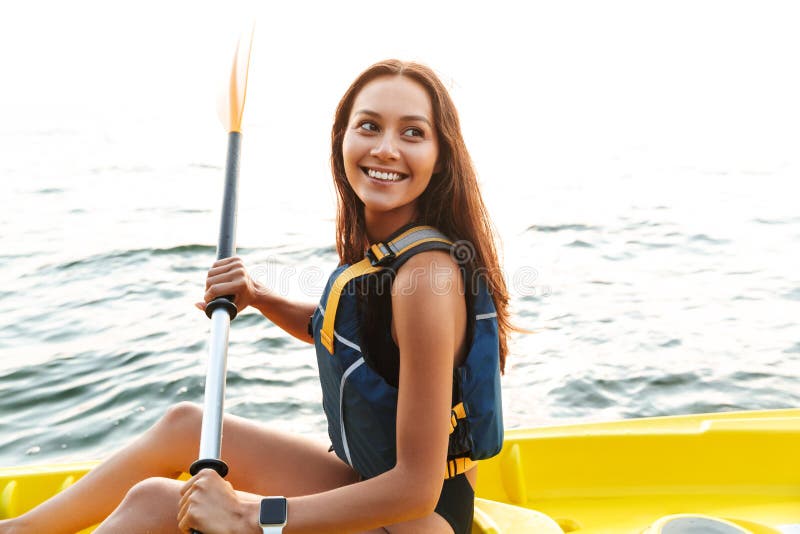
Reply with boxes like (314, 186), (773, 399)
(330, 59), (511, 373)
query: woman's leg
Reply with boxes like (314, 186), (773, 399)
(94, 479), (452, 534)
(0, 402), (357, 534)
(384, 513), (454, 533)
(93, 478), (185, 534)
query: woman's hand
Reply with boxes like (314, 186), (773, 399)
(194, 256), (316, 343)
(196, 256), (260, 313)
(178, 469), (258, 534)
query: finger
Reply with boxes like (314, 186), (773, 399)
(206, 257), (245, 278)
(178, 479), (202, 516)
(177, 494), (191, 527)
(211, 256), (242, 268)
(198, 468), (220, 482)
(178, 486), (189, 512)
(204, 281), (243, 303)
(205, 267), (247, 291)
(180, 473), (200, 497)
(177, 485), (193, 529)
(176, 503), (184, 528)
(179, 480), (203, 506)
(195, 302), (207, 311)
(177, 510), (191, 534)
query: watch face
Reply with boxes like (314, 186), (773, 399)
(260, 497), (287, 525)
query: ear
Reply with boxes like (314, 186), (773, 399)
(433, 159), (444, 174)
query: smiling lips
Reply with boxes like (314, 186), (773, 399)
(362, 166), (409, 182)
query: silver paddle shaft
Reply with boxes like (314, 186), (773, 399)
(197, 308), (231, 460)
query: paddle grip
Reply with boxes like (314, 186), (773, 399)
(189, 458), (229, 477)
(205, 296), (237, 320)
(188, 459), (229, 534)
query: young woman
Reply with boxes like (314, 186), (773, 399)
(0, 59), (511, 534)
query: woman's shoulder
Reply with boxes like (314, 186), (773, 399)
(391, 249), (463, 303)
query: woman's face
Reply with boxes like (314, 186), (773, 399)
(342, 75), (439, 227)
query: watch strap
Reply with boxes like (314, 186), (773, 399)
(261, 527), (283, 534)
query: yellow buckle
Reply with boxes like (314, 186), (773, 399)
(367, 242), (395, 266)
(445, 457), (476, 479)
(449, 402), (467, 434)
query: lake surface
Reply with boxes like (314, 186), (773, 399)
(1, 1), (798, 467)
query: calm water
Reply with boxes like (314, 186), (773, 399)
(1, 2), (799, 467)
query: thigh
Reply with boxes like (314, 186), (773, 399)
(384, 470), (477, 534)
(218, 409), (359, 497)
(383, 512), (453, 533)
(158, 402), (357, 497)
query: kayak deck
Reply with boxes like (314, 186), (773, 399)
(477, 408), (800, 533)
(1, 409), (798, 533)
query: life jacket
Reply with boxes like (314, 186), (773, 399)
(311, 225), (504, 480)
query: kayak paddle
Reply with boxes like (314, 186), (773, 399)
(188, 24), (254, 532)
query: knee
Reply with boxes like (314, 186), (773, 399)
(121, 477), (176, 511)
(107, 478), (178, 529)
(156, 402), (202, 438)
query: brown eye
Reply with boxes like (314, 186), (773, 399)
(358, 121), (379, 132)
(403, 127), (424, 138)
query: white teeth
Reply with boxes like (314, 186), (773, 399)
(367, 168), (404, 181)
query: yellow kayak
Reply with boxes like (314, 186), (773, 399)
(2, 408), (798, 533)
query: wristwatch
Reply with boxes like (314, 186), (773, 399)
(259, 496), (288, 533)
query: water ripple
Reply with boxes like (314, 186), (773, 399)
(528, 223), (599, 233)
(2, 165), (799, 467)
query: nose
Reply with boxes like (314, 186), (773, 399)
(370, 134), (400, 160)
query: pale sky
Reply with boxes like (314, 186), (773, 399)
(2, 0), (798, 218)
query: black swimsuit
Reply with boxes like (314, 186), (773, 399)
(330, 447), (475, 533)
(434, 473), (475, 533)
(376, 473), (473, 533)
(357, 268), (476, 533)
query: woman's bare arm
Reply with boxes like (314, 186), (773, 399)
(183, 251), (464, 533)
(199, 256), (316, 344)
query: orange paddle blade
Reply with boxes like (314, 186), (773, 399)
(218, 23), (254, 133)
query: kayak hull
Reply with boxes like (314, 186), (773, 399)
(1, 409), (798, 533)
(476, 408), (800, 533)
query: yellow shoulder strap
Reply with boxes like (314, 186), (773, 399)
(319, 226), (453, 353)
(319, 257), (381, 353)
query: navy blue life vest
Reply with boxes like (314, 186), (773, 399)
(311, 225), (504, 479)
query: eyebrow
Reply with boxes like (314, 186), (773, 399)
(353, 109), (432, 128)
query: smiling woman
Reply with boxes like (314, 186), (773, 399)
(2, 2), (800, 531)
(0, 59), (511, 534)
(342, 75), (440, 242)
